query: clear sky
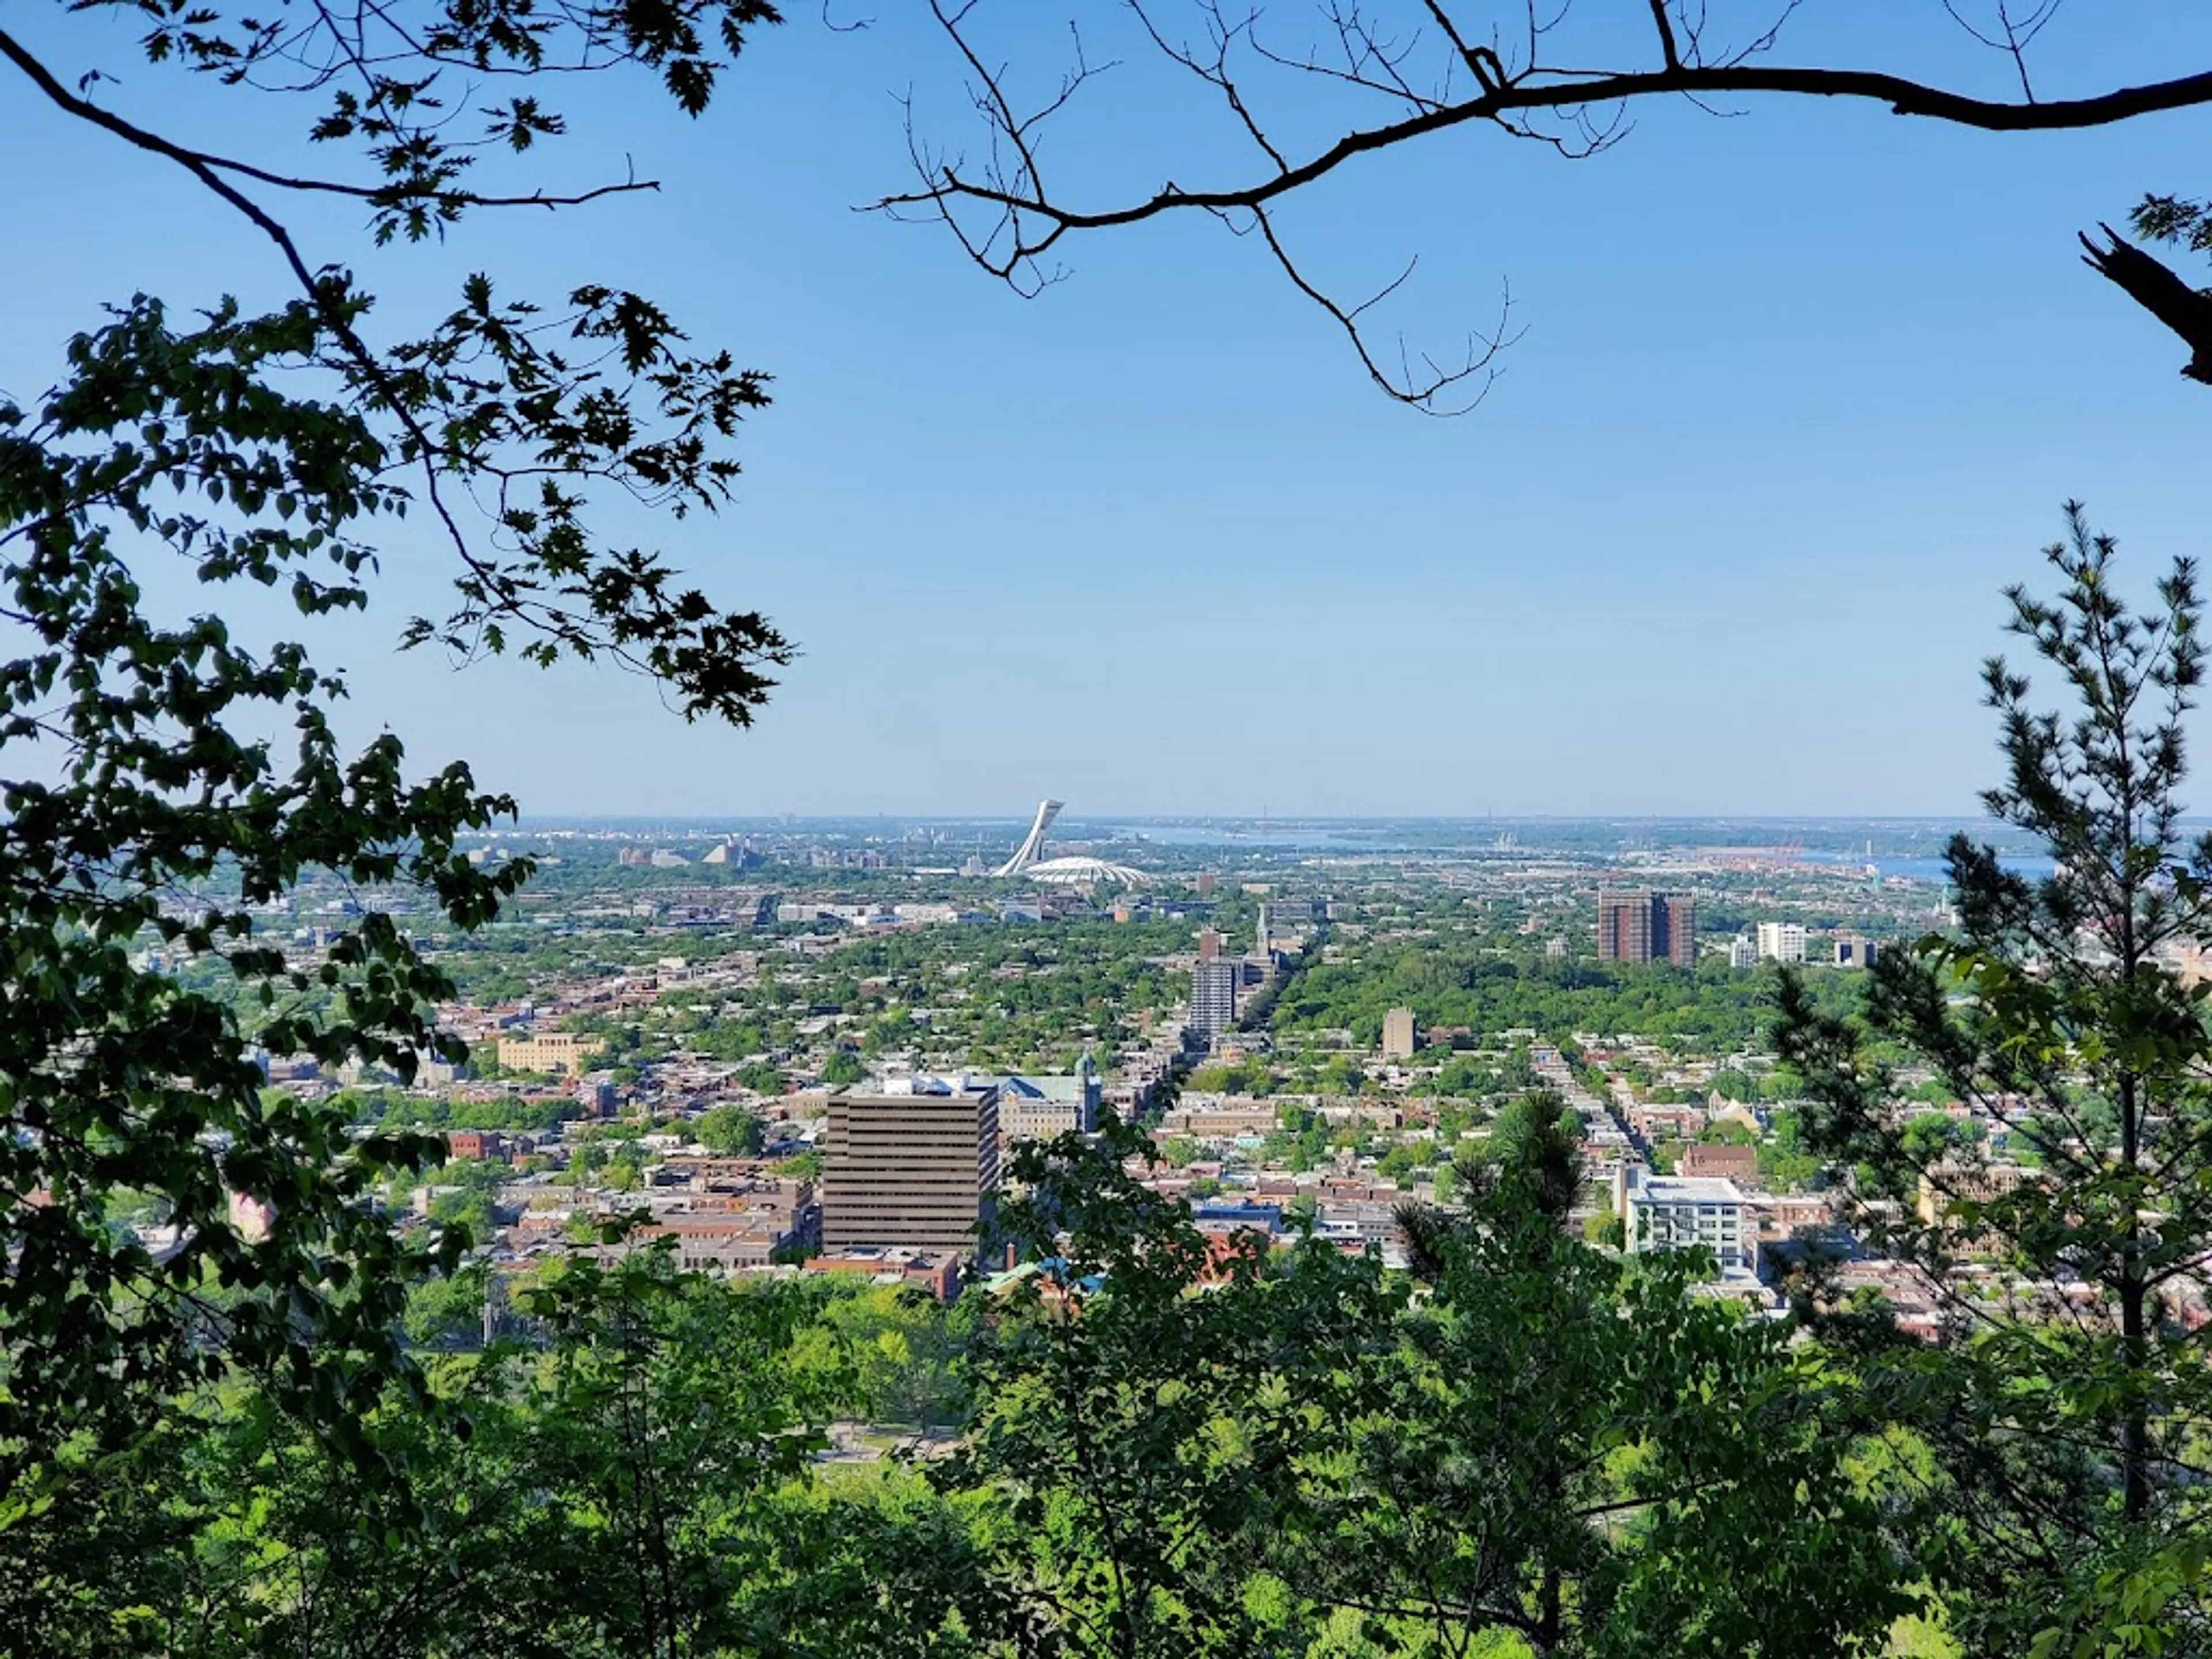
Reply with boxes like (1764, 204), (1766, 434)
(3, 3), (2209, 819)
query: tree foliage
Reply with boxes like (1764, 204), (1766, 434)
(0, 0), (789, 1474)
(1779, 503), (2212, 1654)
(933, 1121), (1919, 1659)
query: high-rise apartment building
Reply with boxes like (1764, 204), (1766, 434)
(822, 1083), (1001, 1259)
(1756, 921), (1808, 964)
(1196, 928), (1223, 961)
(1381, 1007), (1419, 1059)
(1190, 958), (1238, 1042)
(1595, 890), (1696, 966)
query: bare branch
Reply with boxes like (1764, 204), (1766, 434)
(1231, 200), (1516, 412)
(881, 1), (2211, 406)
(1646, 1), (1680, 71)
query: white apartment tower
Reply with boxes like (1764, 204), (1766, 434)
(1756, 921), (1808, 964)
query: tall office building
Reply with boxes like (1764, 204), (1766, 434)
(1190, 958), (1238, 1042)
(1381, 1007), (1419, 1059)
(1595, 889), (1696, 966)
(822, 1082), (1001, 1259)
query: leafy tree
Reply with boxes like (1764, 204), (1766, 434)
(1464, 1088), (1584, 1224)
(821, 1050), (867, 1086)
(0, 1246), (851, 1659)
(425, 1183), (496, 1244)
(1897, 1111), (1976, 1166)
(1756, 1109), (1823, 1195)
(813, 1281), (974, 1430)
(695, 1102), (768, 1156)
(1709, 1066), (1757, 1101)
(1311, 1198), (1916, 1658)
(1375, 1142), (1428, 1183)
(946, 1122), (1919, 1659)
(0, 0), (789, 1474)
(401, 1262), (491, 1349)
(1431, 1158), (1461, 1207)
(1778, 504), (2212, 1653)
(1755, 1065), (1808, 1103)
(937, 1124), (1378, 1659)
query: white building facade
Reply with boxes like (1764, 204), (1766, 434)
(1756, 922), (1808, 964)
(1618, 1169), (1754, 1273)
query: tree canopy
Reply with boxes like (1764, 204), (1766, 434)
(0, 0), (788, 1468)
(1779, 503), (2212, 1653)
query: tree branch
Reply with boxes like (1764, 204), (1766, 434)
(887, 61), (2212, 240)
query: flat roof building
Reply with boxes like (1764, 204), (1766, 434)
(823, 1082), (1001, 1261)
(1618, 1167), (1753, 1273)
(1596, 890), (1696, 967)
(497, 1029), (592, 1078)
(997, 1060), (1101, 1143)
(1190, 958), (1238, 1043)
(1757, 921), (1808, 964)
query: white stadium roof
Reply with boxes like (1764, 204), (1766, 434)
(1024, 856), (1148, 889)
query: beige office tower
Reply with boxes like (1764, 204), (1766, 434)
(1381, 1007), (1419, 1059)
(823, 1085), (1001, 1258)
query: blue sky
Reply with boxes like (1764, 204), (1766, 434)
(3, 2), (2209, 817)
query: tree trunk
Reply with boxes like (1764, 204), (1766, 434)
(2119, 1070), (2151, 1521)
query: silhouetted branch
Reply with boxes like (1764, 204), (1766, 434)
(2079, 223), (2212, 383)
(880, 0), (2212, 408)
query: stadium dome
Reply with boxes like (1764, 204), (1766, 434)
(1024, 855), (1149, 889)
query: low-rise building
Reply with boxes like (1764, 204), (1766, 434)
(1680, 1142), (1759, 1185)
(805, 1247), (962, 1302)
(997, 1059), (1101, 1142)
(498, 1029), (592, 1077)
(1618, 1168), (1754, 1273)
(1833, 934), (1880, 969)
